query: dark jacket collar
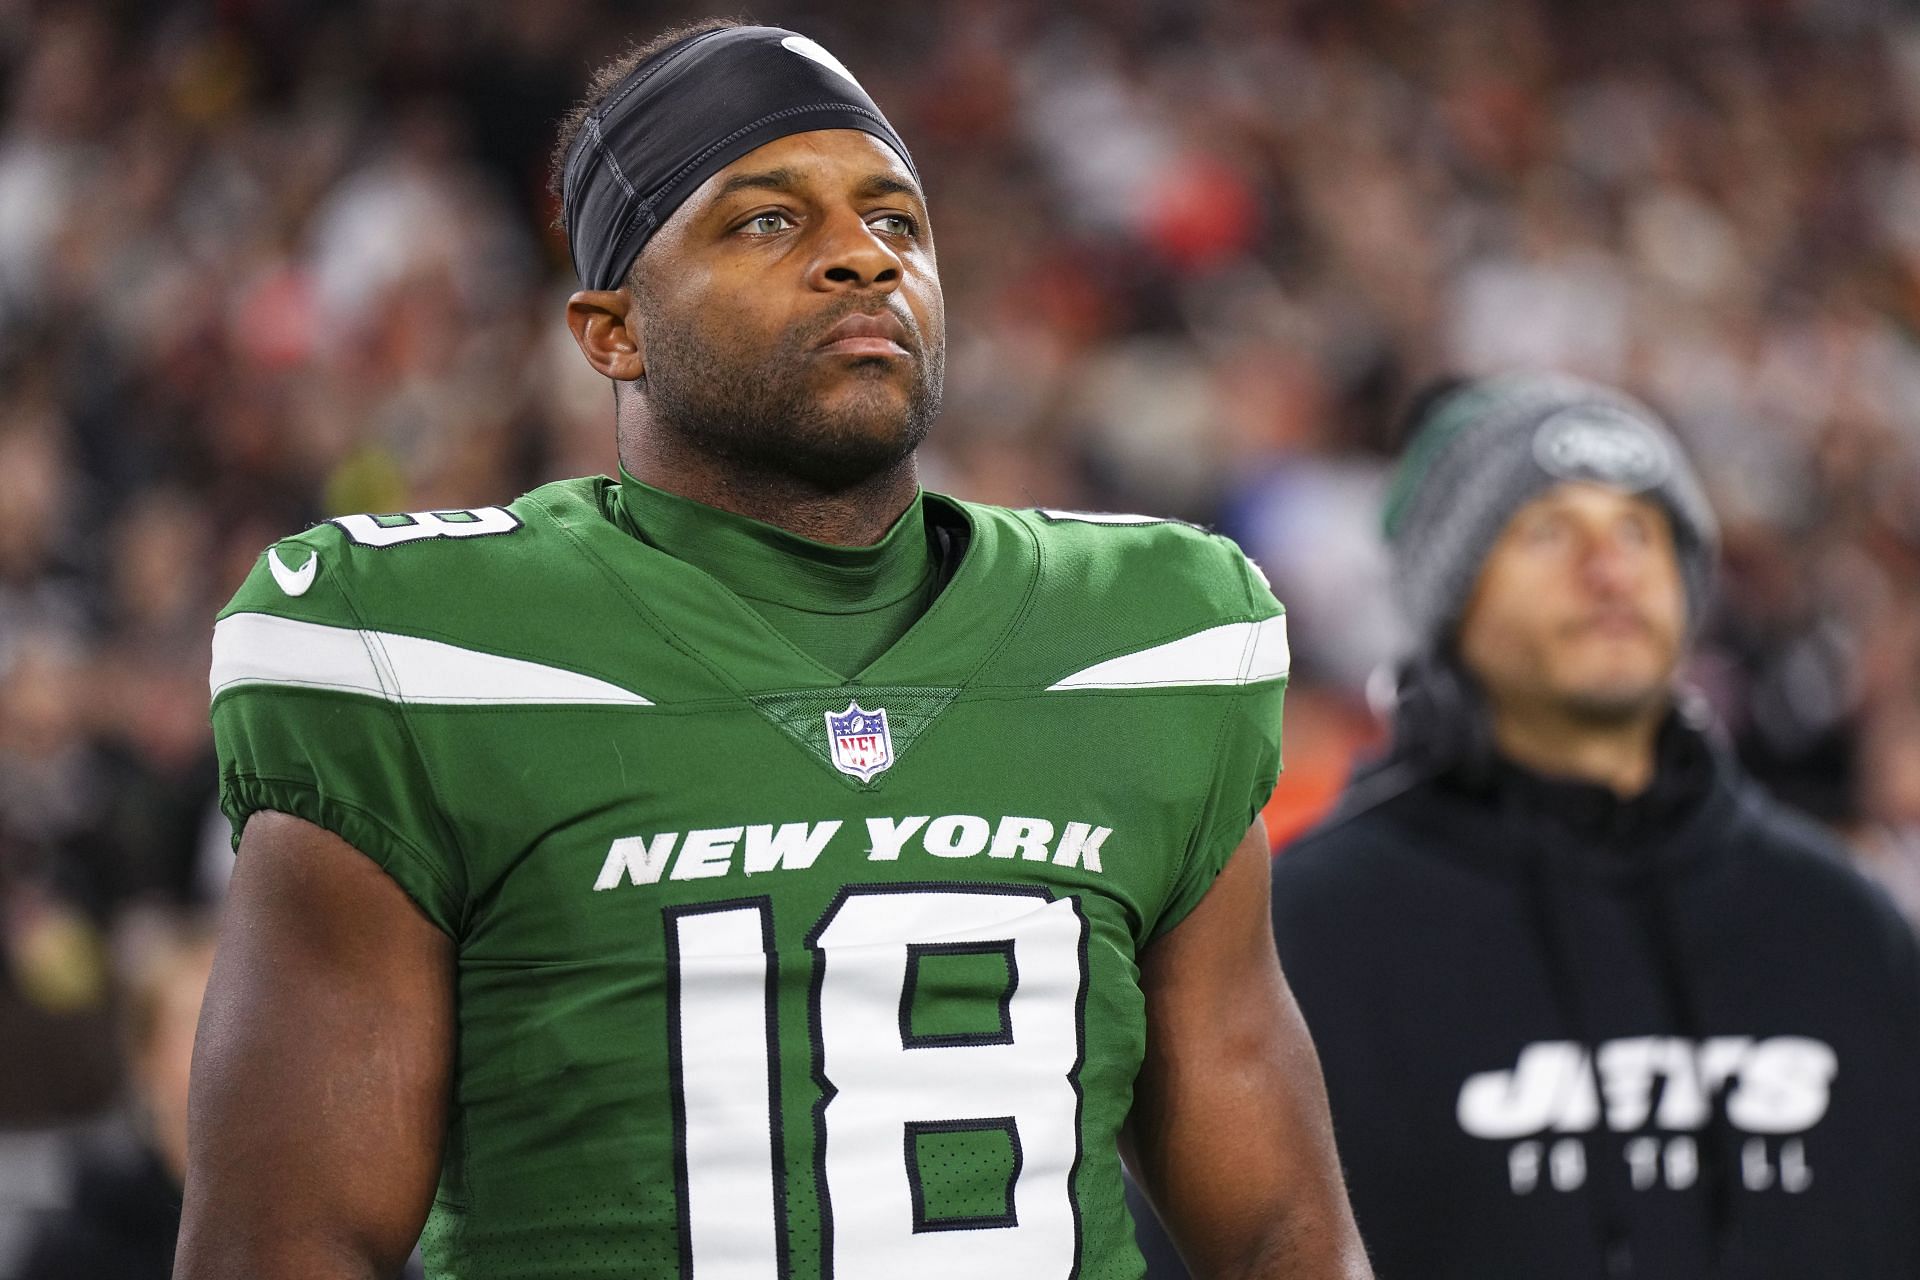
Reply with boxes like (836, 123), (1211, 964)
(1355, 710), (1747, 887)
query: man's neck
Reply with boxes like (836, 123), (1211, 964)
(617, 429), (919, 548)
(1486, 700), (1666, 798)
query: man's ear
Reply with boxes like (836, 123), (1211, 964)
(565, 289), (646, 382)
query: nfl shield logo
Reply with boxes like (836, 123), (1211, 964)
(825, 702), (894, 782)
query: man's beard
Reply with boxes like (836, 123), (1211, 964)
(1551, 615), (1680, 728)
(639, 301), (944, 492)
(1558, 678), (1672, 728)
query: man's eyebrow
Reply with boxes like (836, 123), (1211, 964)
(854, 173), (924, 203)
(709, 167), (802, 202)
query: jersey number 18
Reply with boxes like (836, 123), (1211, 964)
(666, 885), (1090, 1278)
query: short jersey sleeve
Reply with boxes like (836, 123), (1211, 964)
(1147, 543), (1288, 940)
(210, 531), (467, 936)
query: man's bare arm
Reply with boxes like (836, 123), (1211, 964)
(1126, 819), (1372, 1279)
(174, 811), (455, 1280)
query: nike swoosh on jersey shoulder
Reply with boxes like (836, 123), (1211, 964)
(267, 546), (318, 596)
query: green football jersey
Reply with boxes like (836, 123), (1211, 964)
(209, 477), (1289, 1280)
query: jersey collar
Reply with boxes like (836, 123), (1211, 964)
(540, 475), (1037, 695)
(609, 468), (936, 617)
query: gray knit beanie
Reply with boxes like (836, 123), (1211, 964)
(1383, 372), (1719, 656)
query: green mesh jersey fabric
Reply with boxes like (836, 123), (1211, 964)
(209, 478), (1289, 1280)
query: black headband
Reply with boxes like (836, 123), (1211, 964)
(561, 26), (919, 291)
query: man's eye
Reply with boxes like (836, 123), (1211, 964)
(741, 212), (794, 235)
(868, 213), (916, 237)
(1523, 517), (1570, 548)
(1618, 516), (1655, 546)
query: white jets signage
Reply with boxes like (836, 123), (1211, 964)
(1456, 1036), (1835, 1196)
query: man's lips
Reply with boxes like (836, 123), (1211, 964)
(1566, 611), (1654, 639)
(814, 311), (913, 358)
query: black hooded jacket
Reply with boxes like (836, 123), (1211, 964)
(12, 1122), (181, 1280)
(1264, 717), (1920, 1280)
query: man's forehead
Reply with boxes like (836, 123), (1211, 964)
(1513, 481), (1670, 523)
(699, 129), (919, 202)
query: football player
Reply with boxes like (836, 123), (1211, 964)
(177, 22), (1371, 1280)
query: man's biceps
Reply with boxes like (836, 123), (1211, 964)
(196, 813), (454, 1121)
(1141, 832), (1287, 1071)
(206, 813), (455, 1083)
(1163, 820), (1277, 949)
(231, 810), (453, 959)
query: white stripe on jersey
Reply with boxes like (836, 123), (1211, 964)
(210, 612), (653, 706)
(1035, 509), (1173, 525)
(1046, 615), (1290, 690)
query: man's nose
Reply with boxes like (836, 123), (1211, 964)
(1578, 527), (1651, 595)
(808, 210), (903, 293)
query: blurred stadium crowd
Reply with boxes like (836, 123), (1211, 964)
(3, 0), (1920, 1268)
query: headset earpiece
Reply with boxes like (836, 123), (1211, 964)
(1393, 650), (1497, 789)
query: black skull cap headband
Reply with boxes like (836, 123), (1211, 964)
(561, 26), (919, 291)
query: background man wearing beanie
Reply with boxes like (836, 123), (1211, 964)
(174, 20), (1370, 1280)
(1250, 374), (1920, 1278)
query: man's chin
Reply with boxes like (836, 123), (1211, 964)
(792, 385), (935, 475)
(757, 407), (928, 490)
(1557, 679), (1672, 727)
(813, 367), (916, 416)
